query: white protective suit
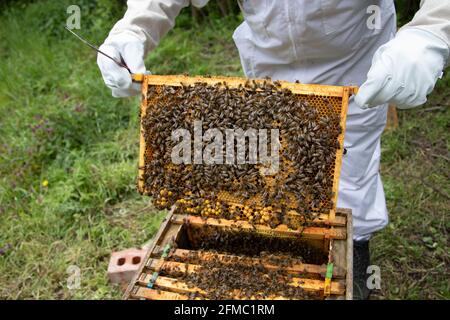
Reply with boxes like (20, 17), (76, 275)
(102, 0), (448, 240)
(232, 0), (396, 241)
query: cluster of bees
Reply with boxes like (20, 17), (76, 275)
(159, 245), (321, 300)
(142, 78), (343, 228)
(181, 254), (319, 299)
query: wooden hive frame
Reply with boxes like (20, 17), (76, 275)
(135, 74), (358, 223)
(123, 207), (353, 300)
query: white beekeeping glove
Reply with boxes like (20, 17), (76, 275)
(96, 0), (204, 98)
(97, 33), (147, 98)
(355, 29), (449, 109)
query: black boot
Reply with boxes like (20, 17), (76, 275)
(353, 240), (371, 300)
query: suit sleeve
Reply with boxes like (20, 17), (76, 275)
(400, 0), (450, 47)
(108, 0), (208, 55)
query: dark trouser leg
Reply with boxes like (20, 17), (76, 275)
(353, 240), (371, 300)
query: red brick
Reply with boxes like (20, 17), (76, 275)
(107, 248), (146, 284)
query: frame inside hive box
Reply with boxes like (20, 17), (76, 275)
(124, 206), (353, 300)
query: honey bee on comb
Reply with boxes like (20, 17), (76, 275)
(141, 78), (344, 229)
(174, 243), (322, 299)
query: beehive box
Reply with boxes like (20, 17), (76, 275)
(124, 206), (353, 300)
(136, 74), (357, 225)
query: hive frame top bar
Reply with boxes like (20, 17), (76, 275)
(132, 74), (358, 97)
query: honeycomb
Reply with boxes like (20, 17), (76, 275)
(138, 75), (354, 227)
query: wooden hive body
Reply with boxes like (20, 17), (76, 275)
(124, 207), (353, 300)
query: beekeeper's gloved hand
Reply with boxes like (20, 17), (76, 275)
(97, 33), (147, 97)
(355, 29), (449, 110)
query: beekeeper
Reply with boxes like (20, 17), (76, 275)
(97, 0), (450, 299)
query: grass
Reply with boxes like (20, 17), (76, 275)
(371, 93), (450, 299)
(0, 1), (448, 300)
